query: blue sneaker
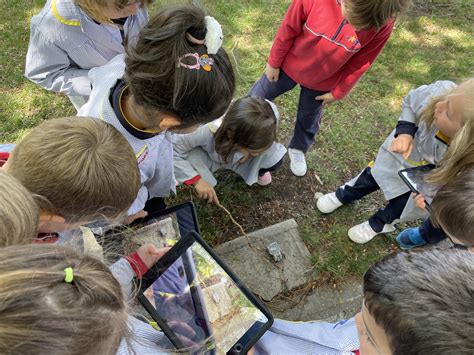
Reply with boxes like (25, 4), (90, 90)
(396, 227), (427, 250)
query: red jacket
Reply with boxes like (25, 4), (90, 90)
(268, 0), (395, 99)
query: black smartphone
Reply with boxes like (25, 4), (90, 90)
(138, 231), (273, 355)
(398, 164), (437, 210)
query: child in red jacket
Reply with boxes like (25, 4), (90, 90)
(251, 0), (410, 176)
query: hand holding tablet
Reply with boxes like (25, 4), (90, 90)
(132, 203), (273, 354)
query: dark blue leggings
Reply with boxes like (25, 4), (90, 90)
(250, 69), (327, 153)
(335, 167), (411, 232)
(419, 218), (447, 244)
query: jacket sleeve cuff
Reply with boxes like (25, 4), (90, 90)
(0, 152), (10, 167)
(267, 57), (282, 69)
(125, 251), (149, 278)
(331, 87), (348, 100)
(183, 175), (201, 186)
(395, 121), (418, 137)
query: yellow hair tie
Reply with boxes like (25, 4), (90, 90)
(64, 267), (74, 283)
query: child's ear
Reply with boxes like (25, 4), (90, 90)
(159, 116), (181, 131)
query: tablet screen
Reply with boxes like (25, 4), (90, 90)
(141, 239), (270, 354)
(399, 166), (437, 204)
(126, 202), (200, 249)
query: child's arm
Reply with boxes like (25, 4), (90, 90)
(110, 244), (170, 301)
(388, 86), (421, 159)
(25, 28), (92, 97)
(267, 0), (309, 71)
(390, 81), (456, 159)
(331, 21), (395, 100)
(172, 126), (220, 203)
(172, 126), (217, 186)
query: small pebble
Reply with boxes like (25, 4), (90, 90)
(314, 192), (324, 200)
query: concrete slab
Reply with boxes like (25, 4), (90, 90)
(214, 219), (314, 301)
(269, 279), (362, 323)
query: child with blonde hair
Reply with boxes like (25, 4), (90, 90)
(173, 96), (287, 204)
(0, 170), (39, 246)
(25, 0), (153, 110)
(3, 117), (140, 247)
(317, 78), (474, 243)
(250, 0), (411, 176)
(0, 243), (170, 355)
(79, 4), (235, 215)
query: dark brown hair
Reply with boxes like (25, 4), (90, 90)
(6, 117), (141, 223)
(214, 96), (277, 162)
(343, 0), (411, 30)
(363, 248), (474, 354)
(0, 244), (129, 355)
(124, 4), (236, 129)
(430, 166), (474, 246)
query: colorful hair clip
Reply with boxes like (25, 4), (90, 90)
(177, 53), (214, 72)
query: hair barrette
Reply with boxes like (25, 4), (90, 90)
(177, 53), (214, 72)
(64, 267), (74, 283)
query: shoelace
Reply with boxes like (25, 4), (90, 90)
(291, 150), (305, 163)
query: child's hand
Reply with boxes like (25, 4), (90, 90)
(238, 151), (250, 164)
(413, 193), (426, 210)
(195, 179), (219, 204)
(265, 63), (280, 82)
(315, 93), (335, 105)
(136, 243), (170, 269)
(389, 134), (414, 160)
(124, 210), (148, 225)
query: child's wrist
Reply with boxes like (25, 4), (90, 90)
(125, 251), (149, 278)
(395, 121), (417, 137)
(183, 175), (201, 186)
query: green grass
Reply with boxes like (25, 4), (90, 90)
(1, 0), (473, 283)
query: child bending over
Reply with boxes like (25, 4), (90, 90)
(317, 79), (474, 243)
(3, 117), (140, 250)
(173, 96), (287, 204)
(0, 243), (170, 355)
(25, 0), (152, 110)
(250, 0), (411, 176)
(79, 4), (235, 215)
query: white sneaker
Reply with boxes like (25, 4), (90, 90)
(348, 221), (396, 244)
(288, 148), (307, 176)
(316, 192), (343, 213)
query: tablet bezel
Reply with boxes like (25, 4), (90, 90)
(138, 230), (274, 354)
(131, 201), (201, 235)
(398, 164), (436, 211)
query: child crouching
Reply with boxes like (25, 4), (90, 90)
(317, 78), (474, 244)
(173, 96), (287, 204)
